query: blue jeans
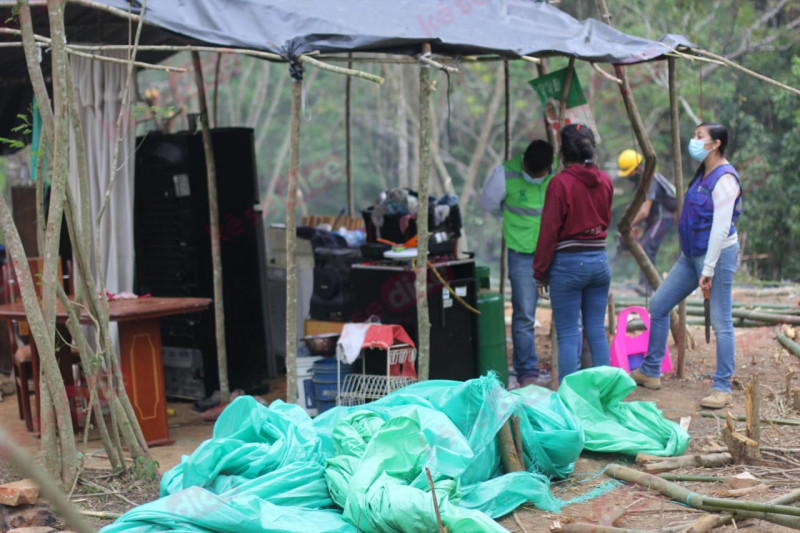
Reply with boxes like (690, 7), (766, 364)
(641, 243), (739, 393)
(549, 250), (611, 382)
(508, 250), (540, 380)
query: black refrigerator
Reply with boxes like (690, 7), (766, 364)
(133, 128), (271, 398)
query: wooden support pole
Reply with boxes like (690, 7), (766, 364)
(285, 74), (303, 403)
(192, 51), (230, 404)
(345, 53), (354, 217)
(558, 58), (575, 132)
(416, 43), (433, 381)
(595, 0), (681, 346)
(499, 58), (510, 299)
(607, 293), (616, 341)
(668, 56), (688, 378)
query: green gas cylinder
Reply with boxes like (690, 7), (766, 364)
(476, 266), (508, 386)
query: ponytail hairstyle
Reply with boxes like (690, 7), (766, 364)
(560, 123), (596, 166)
(691, 121), (729, 184)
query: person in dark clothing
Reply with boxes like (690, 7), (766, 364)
(534, 124), (613, 383)
(617, 149), (678, 293)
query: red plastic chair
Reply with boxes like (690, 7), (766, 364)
(609, 306), (672, 374)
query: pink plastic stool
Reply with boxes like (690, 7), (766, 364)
(609, 306), (672, 374)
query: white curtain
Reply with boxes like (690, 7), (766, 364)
(68, 50), (135, 295)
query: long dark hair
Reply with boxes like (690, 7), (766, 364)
(560, 123), (596, 166)
(692, 121), (729, 183)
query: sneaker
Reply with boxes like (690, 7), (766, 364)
(629, 368), (661, 390)
(700, 390), (731, 409)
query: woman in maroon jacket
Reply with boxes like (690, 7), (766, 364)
(534, 124), (614, 382)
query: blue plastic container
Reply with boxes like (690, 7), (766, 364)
(628, 353), (644, 370)
(312, 358), (356, 413)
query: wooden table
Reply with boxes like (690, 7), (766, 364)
(0, 297), (211, 446)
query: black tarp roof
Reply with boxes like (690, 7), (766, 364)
(0, 0), (694, 145)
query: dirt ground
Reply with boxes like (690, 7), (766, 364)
(498, 285), (800, 532)
(1, 284), (799, 532)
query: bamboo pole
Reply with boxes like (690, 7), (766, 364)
(416, 43), (433, 381)
(192, 51), (230, 403)
(499, 57), (510, 300)
(558, 58), (575, 129)
(701, 412), (800, 426)
(536, 61), (556, 148)
(668, 56), (688, 378)
(0, 425), (94, 533)
(605, 464), (800, 518)
(680, 487), (800, 532)
(693, 49), (800, 97)
(778, 332), (800, 358)
(285, 73), (303, 402)
(595, 0), (681, 346)
(345, 53), (354, 217)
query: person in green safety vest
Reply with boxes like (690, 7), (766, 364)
(480, 140), (554, 387)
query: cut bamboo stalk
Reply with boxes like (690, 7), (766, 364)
(778, 332), (800, 358)
(745, 373), (760, 444)
(700, 412), (800, 426)
(550, 521), (652, 533)
(722, 412), (760, 463)
(794, 388), (800, 411)
(498, 421), (525, 473)
(658, 474), (728, 483)
(605, 464), (800, 517)
(643, 453), (732, 474)
(510, 415), (525, 469)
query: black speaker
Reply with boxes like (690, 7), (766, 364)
(134, 128), (271, 398)
(309, 247), (362, 321)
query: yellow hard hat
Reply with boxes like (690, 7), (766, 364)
(617, 149), (643, 177)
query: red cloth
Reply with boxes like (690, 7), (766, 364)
(361, 324), (415, 350)
(362, 324), (417, 378)
(534, 163), (613, 282)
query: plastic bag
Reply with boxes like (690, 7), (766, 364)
(557, 366), (689, 456)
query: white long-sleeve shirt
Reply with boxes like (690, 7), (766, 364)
(702, 173), (740, 277)
(479, 164), (549, 217)
(479, 165), (507, 217)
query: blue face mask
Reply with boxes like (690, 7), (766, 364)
(688, 138), (713, 162)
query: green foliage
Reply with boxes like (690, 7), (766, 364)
(133, 456), (160, 482)
(0, 112), (32, 150)
(132, 1), (800, 281)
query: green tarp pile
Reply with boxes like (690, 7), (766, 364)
(101, 367), (688, 532)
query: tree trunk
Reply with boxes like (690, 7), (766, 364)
(416, 44), (433, 381)
(192, 51), (230, 404)
(285, 74), (303, 403)
(458, 64), (504, 213)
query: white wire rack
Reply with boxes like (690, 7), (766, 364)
(336, 342), (417, 407)
(338, 374), (416, 406)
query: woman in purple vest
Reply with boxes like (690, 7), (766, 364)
(630, 122), (742, 409)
